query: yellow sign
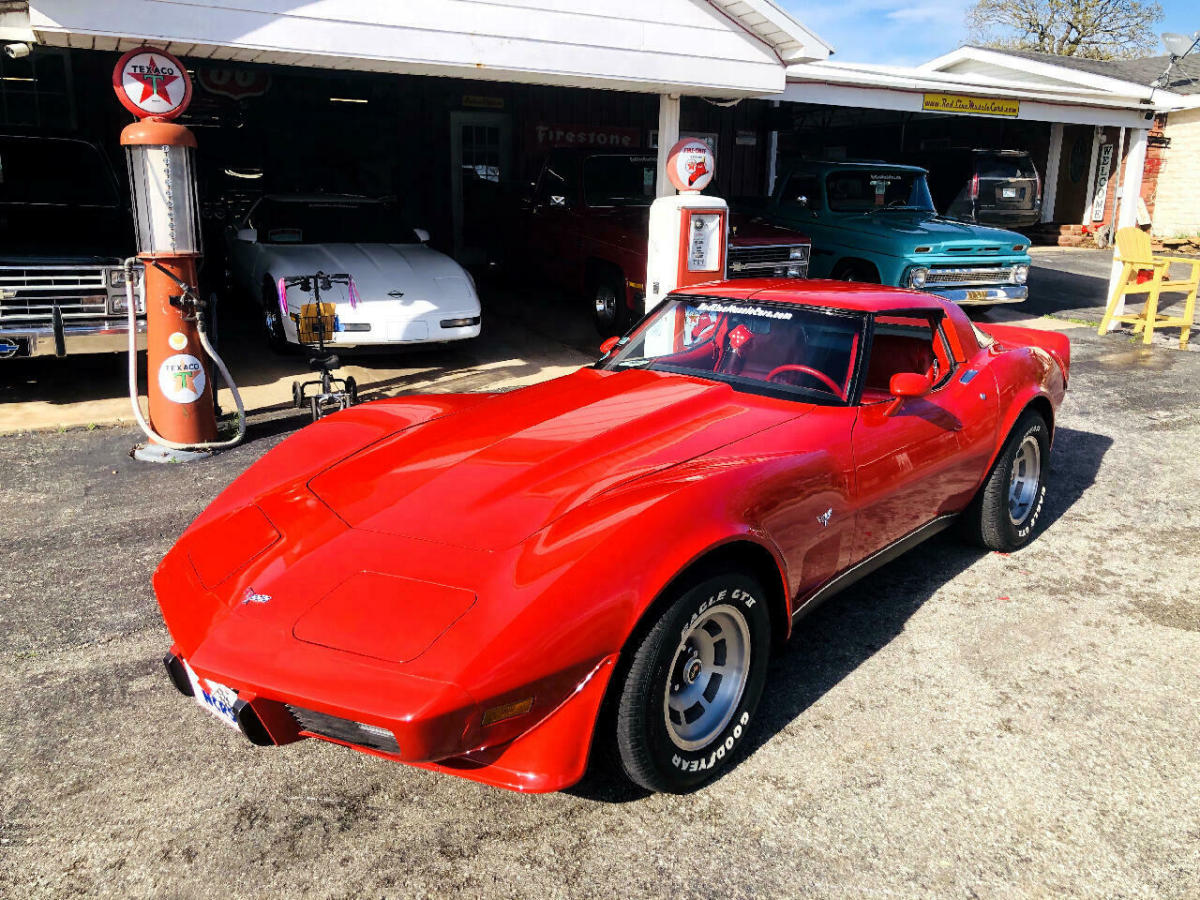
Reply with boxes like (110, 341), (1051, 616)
(462, 95), (504, 109)
(922, 93), (1020, 117)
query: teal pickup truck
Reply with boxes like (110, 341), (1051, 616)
(738, 160), (1031, 305)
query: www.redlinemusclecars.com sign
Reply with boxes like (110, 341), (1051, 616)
(922, 93), (1020, 117)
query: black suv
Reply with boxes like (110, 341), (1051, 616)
(917, 149), (1042, 229)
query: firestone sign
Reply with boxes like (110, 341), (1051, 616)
(112, 47), (193, 119)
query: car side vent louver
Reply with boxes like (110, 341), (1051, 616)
(286, 704), (400, 754)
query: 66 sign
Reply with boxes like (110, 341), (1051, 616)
(112, 47), (192, 119)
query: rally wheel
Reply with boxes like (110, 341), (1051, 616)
(962, 409), (1050, 551)
(614, 572), (771, 793)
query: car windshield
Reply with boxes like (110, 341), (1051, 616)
(826, 170), (934, 213)
(252, 199), (418, 244)
(583, 155), (658, 206)
(600, 297), (864, 404)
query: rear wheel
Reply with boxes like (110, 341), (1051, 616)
(613, 572), (771, 793)
(962, 409), (1050, 551)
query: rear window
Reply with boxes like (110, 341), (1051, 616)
(0, 138), (119, 206)
(976, 154), (1037, 179)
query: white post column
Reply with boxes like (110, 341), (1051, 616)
(766, 99), (780, 196)
(1106, 127), (1149, 326)
(1041, 122), (1063, 223)
(656, 93), (681, 198)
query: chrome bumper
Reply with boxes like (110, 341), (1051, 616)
(0, 319), (147, 359)
(928, 285), (1027, 306)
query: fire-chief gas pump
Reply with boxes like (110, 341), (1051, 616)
(645, 138), (726, 311)
(113, 47), (244, 463)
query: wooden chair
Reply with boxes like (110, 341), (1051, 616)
(1098, 227), (1199, 349)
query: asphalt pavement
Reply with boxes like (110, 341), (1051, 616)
(1, 273), (1198, 898)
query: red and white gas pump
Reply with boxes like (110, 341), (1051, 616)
(645, 138), (727, 311)
(112, 47), (244, 462)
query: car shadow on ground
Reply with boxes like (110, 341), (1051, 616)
(569, 425), (1111, 803)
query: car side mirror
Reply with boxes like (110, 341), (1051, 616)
(236, 227), (257, 243)
(413, 228), (430, 243)
(886, 371), (932, 415)
(599, 336), (621, 357)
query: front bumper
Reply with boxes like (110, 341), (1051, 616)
(927, 285), (1027, 306)
(162, 646), (617, 793)
(0, 319), (146, 359)
(286, 311), (481, 347)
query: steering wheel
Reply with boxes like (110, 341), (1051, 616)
(766, 364), (846, 400)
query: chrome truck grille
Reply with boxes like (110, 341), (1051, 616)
(0, 265), (110, 321)
(727, 244), (810, 279)
(286, 704), (400, 754)
(925, 266), (1016, 287)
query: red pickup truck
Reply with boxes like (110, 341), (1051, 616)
(515, 149), (811, 333)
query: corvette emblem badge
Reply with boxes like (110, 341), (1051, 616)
(817, 508), (833, 528)
(242, 588), (271, 605)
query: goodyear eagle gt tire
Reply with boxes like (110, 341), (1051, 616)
(614, 573), (770, 793)
(963, 409), (1050, 551)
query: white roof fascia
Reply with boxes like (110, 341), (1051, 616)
(921, 46), (1161, 102)
(708, 0), (832, 63)
(28, 0), (802, 96)
(778, 79), (1155, 128)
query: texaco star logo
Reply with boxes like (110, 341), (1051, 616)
(128, 56), (179, 103)
(112, 47), (192, 119)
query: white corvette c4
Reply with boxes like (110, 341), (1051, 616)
(227, 195), (482, 349)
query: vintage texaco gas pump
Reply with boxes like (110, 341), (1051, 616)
(113, 47), (243, 461)
(645, 138), (727, 311)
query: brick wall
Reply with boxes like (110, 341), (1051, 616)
(1151, 107), (1200, 238)
(1142, 114), (1168, 219)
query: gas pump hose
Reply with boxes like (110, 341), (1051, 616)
(124, 257), (247, 452)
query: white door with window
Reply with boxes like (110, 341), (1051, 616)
(450, 111), (512, 264)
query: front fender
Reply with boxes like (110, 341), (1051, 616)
(985, 344), (1065, 471)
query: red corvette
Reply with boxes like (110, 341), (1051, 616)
(155, 280), (1068, 793)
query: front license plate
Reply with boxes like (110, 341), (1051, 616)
(966, 289), (990, 301)
(1002, 187), (1017, 198)
(184, 660), (241, 732)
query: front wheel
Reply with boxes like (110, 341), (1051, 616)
(961, 410), (1050, 551)
(262, 281), (290, 353)
(590, 272), (627, 337)
(613, 573), (771, 793)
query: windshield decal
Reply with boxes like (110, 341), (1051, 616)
(696, 301), (793, 321)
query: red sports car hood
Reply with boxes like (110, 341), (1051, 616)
(308, 368), (809, 550)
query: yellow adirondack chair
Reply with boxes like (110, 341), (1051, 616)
(1098, 227), (1199, 349)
